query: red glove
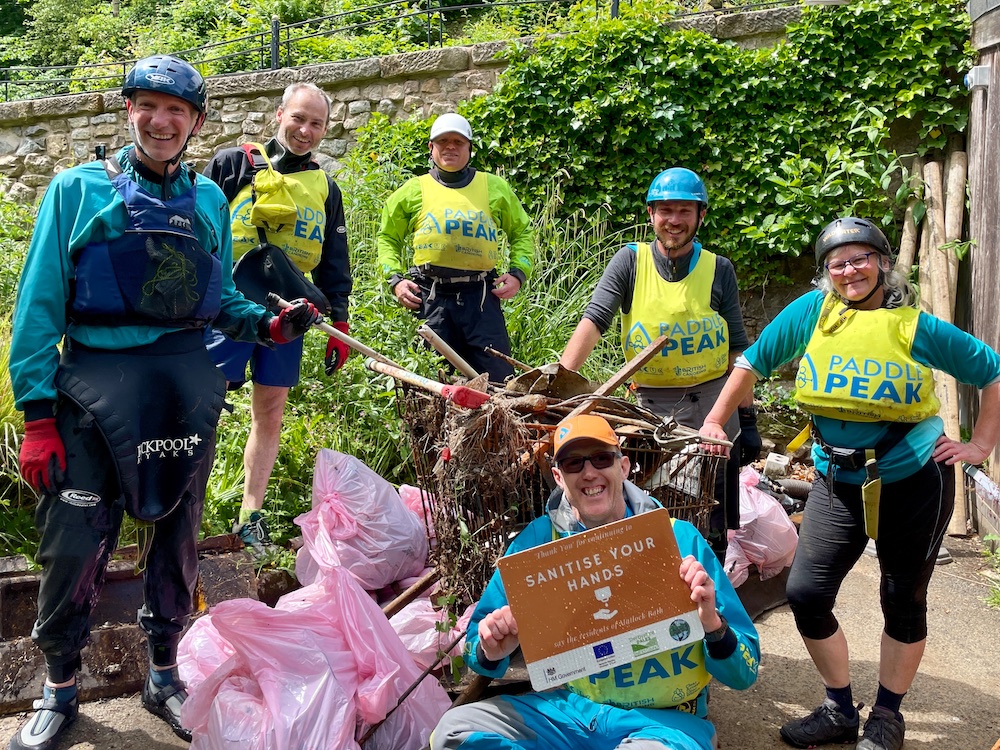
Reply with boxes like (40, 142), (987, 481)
(325, 321), (351, 376)
(19, 418), (67, 493)
(269, 298), (322, 344)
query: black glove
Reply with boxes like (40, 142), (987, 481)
(268, 298), (321, 344)
(738, 406), (762, 466)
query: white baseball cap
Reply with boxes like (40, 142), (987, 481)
(429, 113), (473, 142)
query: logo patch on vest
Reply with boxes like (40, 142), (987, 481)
(797, 354), (925, 405)
(137, 432), (204, 463)
(60, 489), (101, 508)
(168, 213), (193, 232)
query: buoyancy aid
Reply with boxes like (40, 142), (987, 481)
(794, 294), (939, 422)
(69, 159), (222, 328)
(621, 243), (729, 388)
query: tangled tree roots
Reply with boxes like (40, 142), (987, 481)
(399, 385), (723, 611)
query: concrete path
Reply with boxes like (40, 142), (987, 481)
(713, 535), (1000, 749)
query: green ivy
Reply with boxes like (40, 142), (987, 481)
(462, 0), (971, 284)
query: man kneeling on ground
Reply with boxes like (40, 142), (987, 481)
(430, 414), (760, 750)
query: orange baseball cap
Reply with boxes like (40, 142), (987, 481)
(553, 414), (620, 460)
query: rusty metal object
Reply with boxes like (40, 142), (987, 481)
(484, 347), (532, 372)
(563, 334), (668, 420)
(504, 363), (595, 399)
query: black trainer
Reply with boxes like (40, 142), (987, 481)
(856, 706), (905, 750)
(141, 674), (192, 742)
(780, 699), (860, 748)
(7, 689), (78, 750)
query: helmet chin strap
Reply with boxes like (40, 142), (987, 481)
(838, 269), (885, 308)
(128, 118), (199, 198)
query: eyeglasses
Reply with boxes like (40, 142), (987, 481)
(555, 450), (620, 474)
(825, 252), (875, 275)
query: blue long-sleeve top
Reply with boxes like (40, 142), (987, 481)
(465, 482), (759, 723)
(739, 290), (1000, 484)
(10, 146), (270, 415)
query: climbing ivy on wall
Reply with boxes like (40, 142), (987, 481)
(429, 0), (971, 284)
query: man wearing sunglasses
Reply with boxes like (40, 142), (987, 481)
(559, 168), (753, 559)
(430, 414), (759, 750)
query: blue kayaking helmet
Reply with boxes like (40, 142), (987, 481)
(646, 168), (709, 207)
(122, 55), (207, 113)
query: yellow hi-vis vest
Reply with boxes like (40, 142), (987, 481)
(229, 168), (329, 273)
(621, 243), (729, 388)
(412, 173), (499, 271)
(566, 645), (712, 711)
(794, 294), (939, 422)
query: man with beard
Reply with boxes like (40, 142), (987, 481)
(559, 168), (752, 558)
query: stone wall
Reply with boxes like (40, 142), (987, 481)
(0, 6), (801, 204)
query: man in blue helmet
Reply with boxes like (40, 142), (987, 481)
(6, 55), (320, 750)
(560, 168), (752, 559)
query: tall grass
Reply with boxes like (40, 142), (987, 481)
(0, 189), (39, 561)
(505, 184), (642, 379)
(1, 314), (40, 563)
(0, 141), (653, 559)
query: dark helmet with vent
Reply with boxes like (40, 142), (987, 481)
(814, 217), (891, 268)
(122, 55), (207, 113)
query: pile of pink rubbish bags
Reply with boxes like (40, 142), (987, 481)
(179, 449), (472, 750)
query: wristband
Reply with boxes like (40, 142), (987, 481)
(704, 612), (729, 643)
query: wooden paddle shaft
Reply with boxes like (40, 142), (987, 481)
(267, 293), (401, 368)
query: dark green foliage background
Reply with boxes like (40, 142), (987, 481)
(1, 0), (975, 558)
(458, 0), (970, 284)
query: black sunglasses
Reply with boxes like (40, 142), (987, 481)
(556, 450), (620, 474)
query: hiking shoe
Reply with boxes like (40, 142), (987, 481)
(856, 706), (905, 750)
(141, 673), (192, 742)
(8, 688), (78, 750)
(233, 511), (279, 557)
(780, 699), (860, 748)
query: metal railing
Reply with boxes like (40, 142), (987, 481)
(0, 0), (796, 102)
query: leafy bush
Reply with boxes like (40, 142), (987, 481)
(0, 191), (36, 560)
(465, 0), (971, 284)
(0, 188), (34, 307)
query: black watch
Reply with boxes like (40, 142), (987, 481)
(704, 612), (729, 642)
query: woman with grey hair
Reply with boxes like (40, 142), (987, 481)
(699, 217), (1000, 750)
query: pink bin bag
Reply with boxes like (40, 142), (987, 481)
(296, 449), (429, 590)
(180, 566), (452, 750)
